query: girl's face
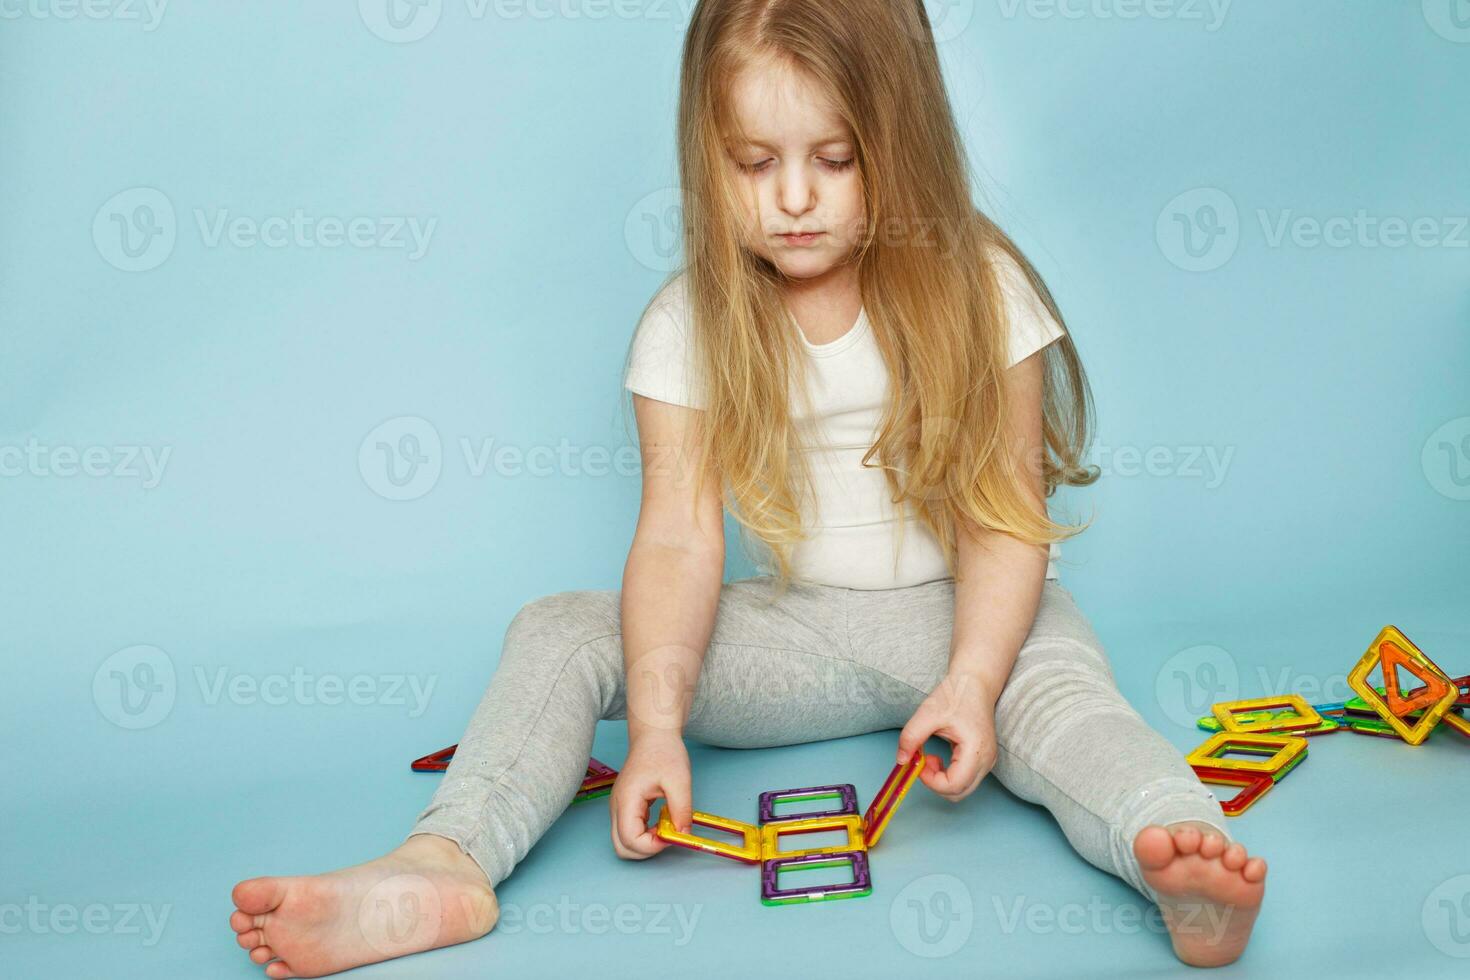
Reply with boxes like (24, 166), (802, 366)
(725, 57), (864, 282)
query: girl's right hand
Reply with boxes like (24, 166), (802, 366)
(609, 731), (693, 860)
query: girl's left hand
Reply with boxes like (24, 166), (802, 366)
(896, 670), (1000, 802)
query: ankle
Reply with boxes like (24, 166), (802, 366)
(399, 834), (491, 883)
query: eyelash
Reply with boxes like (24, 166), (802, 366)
(737, 157), (855, 174)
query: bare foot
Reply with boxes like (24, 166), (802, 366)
(229, 834), (498, 978)
(1132, 822), (1266, 967)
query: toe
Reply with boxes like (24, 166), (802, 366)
(1133, 825), (1176, 870)
(1242, 856), (1268, 883)
(1172, 827), (1202, 855)
(236, 929), (264, 950)
(1199, 832), (1227, 859)
(230, 909), (255, 933)
(232, 877), (290, 916)
(249, 945), (276, 965)
(265, 960), (297, 979)
(1222, 843), (1248, 871)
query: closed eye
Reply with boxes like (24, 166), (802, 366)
(735, 157), (856, 174)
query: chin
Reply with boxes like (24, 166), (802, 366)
(769, 253), (840, 280)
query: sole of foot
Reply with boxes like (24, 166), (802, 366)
(1133, 823), (1266, 968)
(229, 834), (498, 978)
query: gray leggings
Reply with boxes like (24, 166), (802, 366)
(410, 576), (1230, 903)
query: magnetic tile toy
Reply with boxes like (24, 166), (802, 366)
(758, 784), (859, 824)
(1186, 732), (1308, 777)
(1189, 764), (1275, 816)
(862, 752), (927, 848)
(1345, 716), (1407, 740)
(410, 743), (458, 772)
(1213, 695), (1322, 734)
(760, 851), (873, 906)
(656, 809), (763, 864)
(760, 814), (866, 861)
(1346, 625), (1459, 745)
(1197, 710), (1340, 736)
(1405, 674), (1470, 710)
(1440, 710), (1470, 740)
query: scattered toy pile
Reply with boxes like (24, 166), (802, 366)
(1187, 625), (1469, 815)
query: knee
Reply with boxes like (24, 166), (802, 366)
(999, 638), (1126, 717)
(500, 590), (621, 671)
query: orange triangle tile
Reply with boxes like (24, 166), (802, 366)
(1381, 640), (1450, 715)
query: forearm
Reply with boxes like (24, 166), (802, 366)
(947, 517), (1049, 702)
(619, 539), (724, 743)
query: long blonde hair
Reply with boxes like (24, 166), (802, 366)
(628, 0), (1099, 597)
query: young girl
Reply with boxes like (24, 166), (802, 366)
(229, 1), (1266, 975)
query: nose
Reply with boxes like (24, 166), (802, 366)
(777, 162), (816, 220)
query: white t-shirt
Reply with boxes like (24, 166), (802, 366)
(623, 250), (1068, 589)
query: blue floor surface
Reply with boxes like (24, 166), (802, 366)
(6, 601), (1470, 978)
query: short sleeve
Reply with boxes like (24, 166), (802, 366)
(623, 280), (707, 409)
(991, 247), (1066, 368)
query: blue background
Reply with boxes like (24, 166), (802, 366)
(3, 1), (1468, 977)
